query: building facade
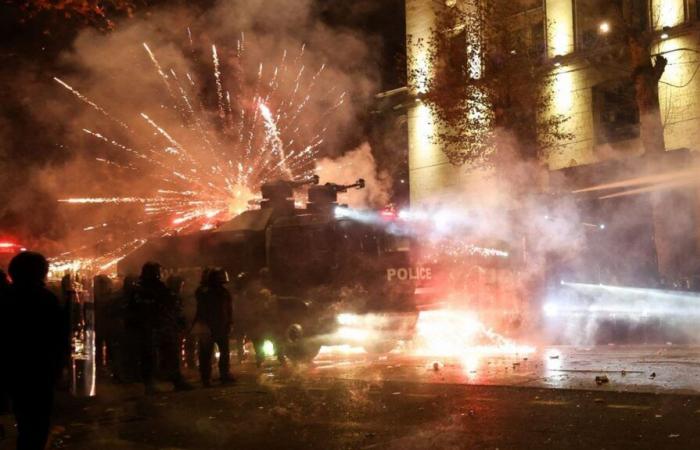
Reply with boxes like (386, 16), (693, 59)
(406, 0), (700, 202)
(405, 0), (700, 280)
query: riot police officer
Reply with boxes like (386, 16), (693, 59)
(126, 262), (192, 393)
(240, 268), (286, 367)
(194, 268), (235, 386)
(232, 272), (251, 362)
(93, 275), (114, 371)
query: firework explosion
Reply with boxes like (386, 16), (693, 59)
(51, 33), (345, 273)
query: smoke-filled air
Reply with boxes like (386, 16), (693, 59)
(20, 0), (380, 273)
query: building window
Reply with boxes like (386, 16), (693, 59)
(592, 79), (640, 144)
(574, 0), (624, 50)
(447, 28), (468, 79)
(530, 20), (545, 56)
(504, 3), (545, 59)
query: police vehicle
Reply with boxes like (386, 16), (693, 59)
(118, 176), (420, 360)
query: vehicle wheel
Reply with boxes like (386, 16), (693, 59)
(284, 323), (321, 362)
(285, 341), (322, 363)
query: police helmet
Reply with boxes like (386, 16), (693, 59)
(208, 268), (229, 285)
(200, 267), (211, 285)
(234, 271), (251, 291)
(166, 274), (185, 294)
(140, 261), (162, 281)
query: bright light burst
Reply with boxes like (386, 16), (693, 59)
(52, 34), (344, 273)
(412, 309), (534, 358)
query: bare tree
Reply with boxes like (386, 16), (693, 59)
(620, 0), (668, 154)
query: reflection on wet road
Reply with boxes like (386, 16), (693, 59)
(303, 345), (700, 394)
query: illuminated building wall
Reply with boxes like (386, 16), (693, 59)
(405, 0), (489, 205)
(406, 0), (465, 205)
(543, 0), (700, 171)
(406, 0), (700, 200)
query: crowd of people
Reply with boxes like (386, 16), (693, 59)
(0, 251), (281, 450)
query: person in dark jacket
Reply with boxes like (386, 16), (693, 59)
(194, 268), (235, 386)
(1, 252), (70, 450)
(0, 269), (8, 291)
(162, 275), (189, 384)
(126, 262), (192, 393)
(0, 268), (10, 439)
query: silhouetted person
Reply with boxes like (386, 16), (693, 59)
(232, 272), (251, 363)
(0, 269), (9, 292)
(240, 268), (283, 367)
(194, 268), (234, 386)
(161, 275), (192, 390)
(0, 269), (11, 438)
(119, 275), (139, 382)
(94, 275), (114, 369)
(2, 252), (70, 450)
(126, 262), (191, 393)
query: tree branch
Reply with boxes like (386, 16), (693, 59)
(653, 55), (668, 82)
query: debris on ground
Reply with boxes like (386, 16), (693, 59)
(549, 355), (560, 360)
(669, 434), (680, 438)
(433, 362), (441, 371)
(595, 375), (609, 385)
(650, 372), (656, 379)
(621, 370), (626, 376)
(594, 398), (605, 404)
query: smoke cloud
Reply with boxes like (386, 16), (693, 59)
(0, 0), (384, 257)
(315, 142), (392, 208)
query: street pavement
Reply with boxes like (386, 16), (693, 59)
(2, 345), (700, 449)
(313, 344), (700, 394)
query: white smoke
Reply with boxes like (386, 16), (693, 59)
(315, 143), (392, 208)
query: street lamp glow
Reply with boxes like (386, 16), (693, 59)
(598, 22), (610, 34)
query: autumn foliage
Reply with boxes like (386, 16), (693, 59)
(409, 1), (571, 167)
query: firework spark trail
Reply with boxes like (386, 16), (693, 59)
(59, 197), (161, 204)
(57, 36), (344, 272)
(212, 45), (227, 121)
(143, 42), (178, 104)
(259, 103), (290, 177)
(281, 63), (326, 129)
(186, 27), (194, 48)
(54, 77), (130, 130)
(139, 113), (189, 159)
(243, 63), (266, 160)
(82, 129), (206, 188)
(95, 158), (136, 170)
(138, 113), (230, 199)
(168, 69), (223, 165)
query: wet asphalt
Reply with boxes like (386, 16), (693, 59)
(2, 346), (700, 449)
